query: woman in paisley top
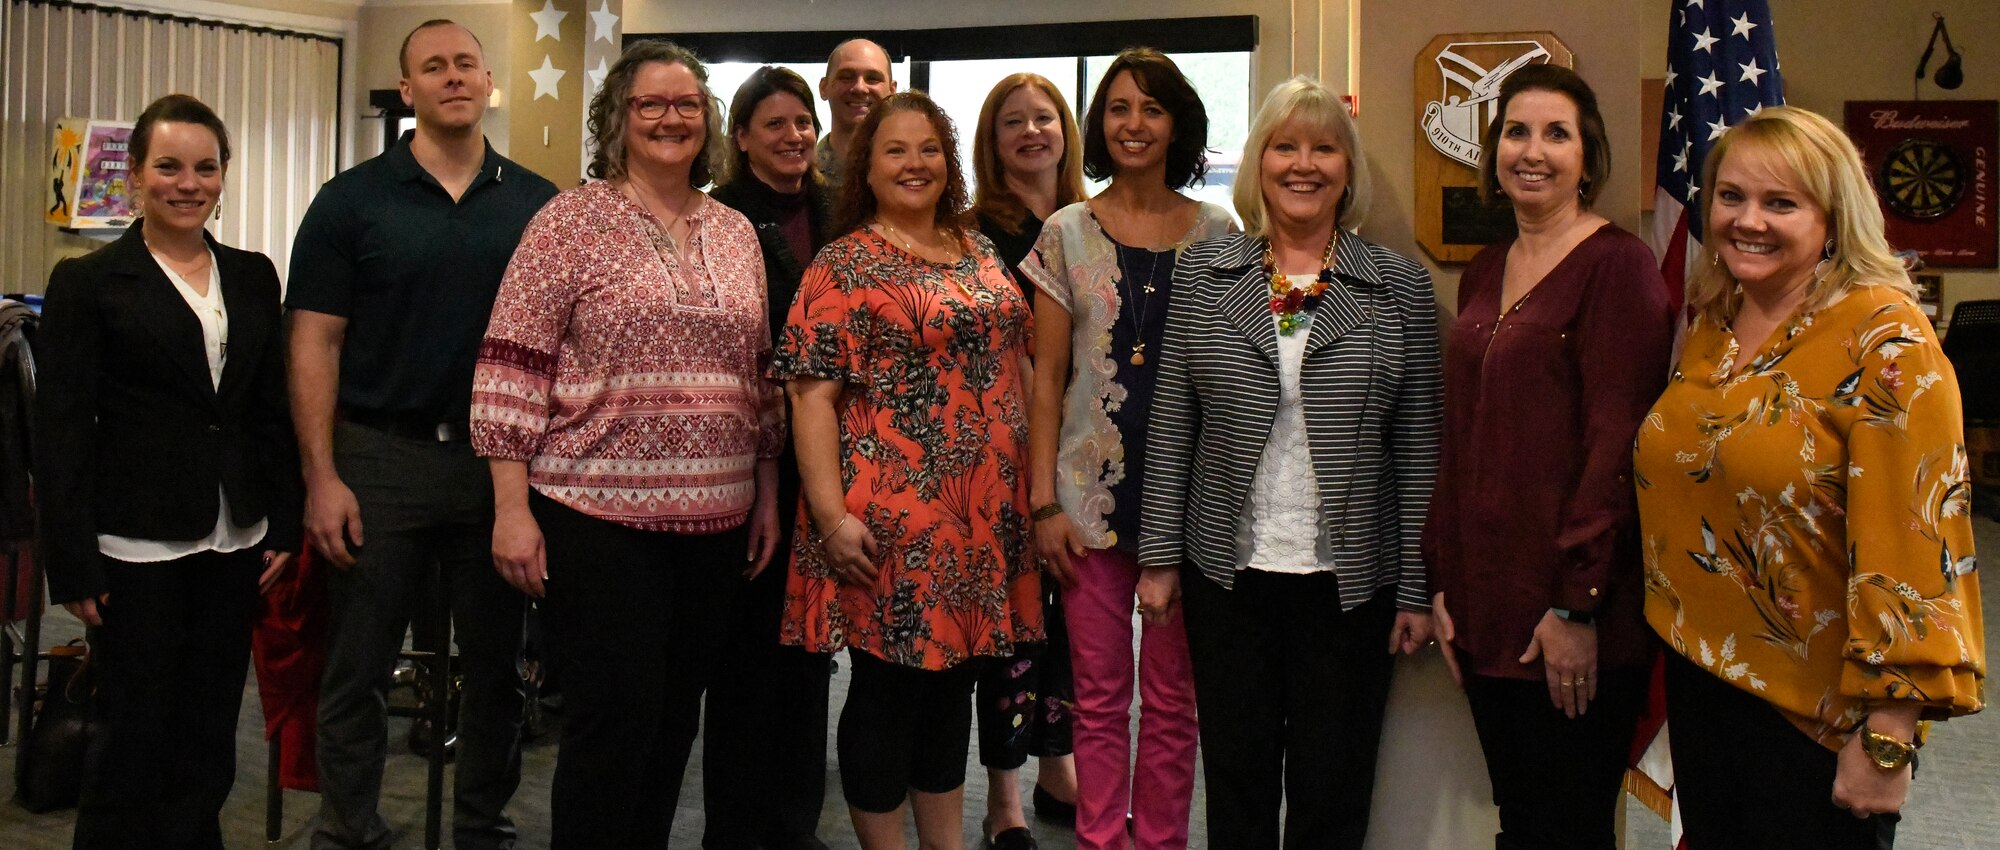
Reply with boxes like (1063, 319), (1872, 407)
(1018, 48), (1233, 850)
(969, 72), (1088, 849)
(774, 91), (1039, 850)
(1635, 105), (1984, 849)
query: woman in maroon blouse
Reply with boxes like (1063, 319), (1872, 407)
(1423, 64), (1672, 850)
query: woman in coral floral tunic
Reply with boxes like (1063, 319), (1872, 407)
(775, 225), (1040, 666)
(773, 91), (1039, 847)
(1635, 106), (1983, 849)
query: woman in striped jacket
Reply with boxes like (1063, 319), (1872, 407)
(1136, 76), (1444, 849)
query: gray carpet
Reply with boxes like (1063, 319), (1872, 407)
(3, 517), (1995, 849)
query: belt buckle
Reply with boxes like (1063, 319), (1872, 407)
(435, 422), (452, 442)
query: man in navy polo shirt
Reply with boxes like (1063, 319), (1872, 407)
(286, 20), (556, 850)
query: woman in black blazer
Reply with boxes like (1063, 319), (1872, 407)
(1136, 77), (1442, 849)
(34, 94), (300, 850)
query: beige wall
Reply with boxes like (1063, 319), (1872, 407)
(215, 0), (355, 20)
(354, 2), (514, 158)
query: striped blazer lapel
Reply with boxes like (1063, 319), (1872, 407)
(1213, 239), (1281, 366)
(1302, 232), (1380, 359)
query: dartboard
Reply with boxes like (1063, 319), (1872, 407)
(1879, 139), (1964, 220)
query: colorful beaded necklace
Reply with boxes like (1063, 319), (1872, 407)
(1264, 231), (1339, 336)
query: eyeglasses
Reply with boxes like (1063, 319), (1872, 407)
(629, 95), (705, 120)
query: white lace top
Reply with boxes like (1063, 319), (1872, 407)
(1236, 310), (1333, 573)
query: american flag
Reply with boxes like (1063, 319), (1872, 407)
(1649, 0), (1787, 314)
(1634, 3), (1786, 847)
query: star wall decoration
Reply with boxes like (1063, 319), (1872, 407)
(591, 1), (619, 44)
(530, 0), (567, 43)
(587, 58), (610, 95)
(529, 55), (566, 100)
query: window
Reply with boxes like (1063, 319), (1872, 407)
(642, 17), (1256, 209)
(706, 59), (914, 131)
(925, 57), (1081, 189)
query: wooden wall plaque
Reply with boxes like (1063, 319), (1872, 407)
(1413, 32), (1574, 264)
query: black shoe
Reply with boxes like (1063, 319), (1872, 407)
(985, 826), (1038, 850)
(1031, 784), (1076, 827)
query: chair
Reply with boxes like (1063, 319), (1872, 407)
(262, 565), (458, 849)
(1943, 299), (2000, 421)
(1, 303), (43, 750)
(1944, 299), (2000, 519)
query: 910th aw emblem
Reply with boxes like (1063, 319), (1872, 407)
(1420, 40), (1553, 169)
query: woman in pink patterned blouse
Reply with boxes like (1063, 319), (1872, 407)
(468, 41), (784, 848)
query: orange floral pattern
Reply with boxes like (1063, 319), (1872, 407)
(773, 228), (1041, 671)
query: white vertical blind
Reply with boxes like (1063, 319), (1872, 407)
(1, 0), (341, 294)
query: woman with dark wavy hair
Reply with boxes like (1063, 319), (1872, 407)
(702, 64), (837, 850)
(776, 91), (1040, 850)
(470, 40), (784, 848)
(1018, 47), (1233, 850)
(1425, 63), (1669, 850)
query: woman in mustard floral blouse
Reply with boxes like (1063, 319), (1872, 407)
(1635, 106), (1984, 849)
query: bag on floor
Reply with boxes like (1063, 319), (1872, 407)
(14, 639), (93, 813)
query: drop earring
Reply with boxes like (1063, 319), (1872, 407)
(1813, 237), (1836, 282)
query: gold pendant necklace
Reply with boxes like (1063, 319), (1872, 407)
(1115, 243), (1164, 366)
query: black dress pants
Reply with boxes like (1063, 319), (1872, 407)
(1181, 570), (1397, 850)
(1461, 663), (1648, 850)
(702, 543), (832, 850)
(1664, 649), (1898, 850)
(534, 491), (745, 850)
(73, 549), (262, 850)
(313, 423), (525, 850)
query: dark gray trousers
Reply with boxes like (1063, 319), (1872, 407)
(311, 422), (526, 850)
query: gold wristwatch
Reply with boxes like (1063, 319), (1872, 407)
(1857, 720), (1927, 770)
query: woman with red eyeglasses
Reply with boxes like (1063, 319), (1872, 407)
(469, 40), (785, 848)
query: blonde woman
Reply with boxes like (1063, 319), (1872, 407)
(1635, 105), (1984, 849)
(1138, 76), (1440, 848)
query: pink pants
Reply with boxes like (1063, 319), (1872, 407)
(1062, 548), (1197, 850)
